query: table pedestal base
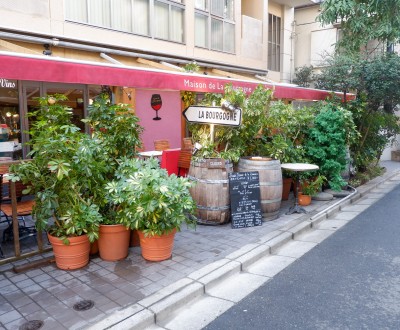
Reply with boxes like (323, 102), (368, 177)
(286, 204), (307, 215)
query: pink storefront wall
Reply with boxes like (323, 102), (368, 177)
(135, 90), (182, 151)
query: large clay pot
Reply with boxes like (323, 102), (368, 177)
(188, 158), (233, 225)
(98, 224), (130, 261)
(138, 229), (176, 261)
(48, 234), (90, 270)
(238, 157), (283, 221)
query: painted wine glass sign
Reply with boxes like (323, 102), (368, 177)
(151, 94), (162, 120)
(229, 171), (262, 229)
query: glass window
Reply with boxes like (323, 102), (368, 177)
(155, 1), (169, 40)
(88, 0), (111, 28)
(112, 0), (132, 32)
(133, 0), (149, 35)
(195, 0), (207, 11)
(195, 13), (208, 48)
(65, 0), (88, 22)
(0, 79), (21, 149)
(195, 0), (235, 53)
(64, 0), (183, 43)
(268, 13), (281, 72)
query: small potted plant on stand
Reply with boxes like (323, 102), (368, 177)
(105, 158), (197, 261)
(298, 175), (326, 206)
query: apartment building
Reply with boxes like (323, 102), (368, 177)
(0, 0), (328, 153)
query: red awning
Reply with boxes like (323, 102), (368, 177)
(0, 52), (345, 100)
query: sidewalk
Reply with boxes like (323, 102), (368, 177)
(1, 161), (400, 330)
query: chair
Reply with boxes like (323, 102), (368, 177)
(154, 139), (170, 151)
(0, 166), (35, 244)
(177, 148), (192, 177)
(182, 137), (193, 150)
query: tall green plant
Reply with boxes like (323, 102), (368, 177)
(10, 93), (145, 242)
(304, 102), (357, 190)
(10, 95), (106, 243)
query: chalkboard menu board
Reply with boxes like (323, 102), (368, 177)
(229, 171), (262, 229)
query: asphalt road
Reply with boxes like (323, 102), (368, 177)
(204, 184), (400, 330)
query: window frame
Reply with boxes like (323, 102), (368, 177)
(64, 0), (185, 44)
(268, 13), (281, 72)
(194, 0), (235, 54)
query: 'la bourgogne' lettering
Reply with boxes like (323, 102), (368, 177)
(198, 109), (237, 122)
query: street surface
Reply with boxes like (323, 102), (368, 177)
(204, 184), (400, 329)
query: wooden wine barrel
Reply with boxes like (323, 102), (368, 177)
(238, 157), (282, 221)
(188, 158), (233, 225)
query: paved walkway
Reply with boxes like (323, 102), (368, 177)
(0, 161), (399, 330)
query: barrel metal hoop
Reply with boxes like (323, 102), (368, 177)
(187, 175), (229, 184)
(260, 198), (282, 204)
(259, 182), (283, 187)
(196, 205), (230, 211)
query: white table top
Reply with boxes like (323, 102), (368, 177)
(281, 163), (319, 172)
(138, 150), (163, 157)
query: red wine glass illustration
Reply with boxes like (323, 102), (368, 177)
(151, 94), (162, 120)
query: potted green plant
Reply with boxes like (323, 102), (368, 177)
(105, 158), (196, 261)
(304, 102), (358, 191)
(9, 94), (106, 269)
(298, 175), (326, 206)
(10, 93), (144, 267)
(83, 93), (144, 261)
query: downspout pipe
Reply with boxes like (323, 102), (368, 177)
(0, 31), (268, 76)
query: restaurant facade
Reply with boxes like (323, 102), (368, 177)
(0, 0), (334, 157)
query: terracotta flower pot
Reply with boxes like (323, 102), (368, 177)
(298, 193), (312, 206)
(130, 229), (140, 247)
(90, 240), (99, 255)
(48, 234), (90, 270)
(98, 224), (130, 261)
(138, 229), (176, 261)
(282, 177), (293, 201)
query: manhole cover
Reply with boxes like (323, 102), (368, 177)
(19, 320), (44, 330)
(73, 299), (95, 311)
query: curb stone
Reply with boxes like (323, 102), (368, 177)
(86, 168), (400, 330)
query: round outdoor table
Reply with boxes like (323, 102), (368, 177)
(281, 163), (319, 214)
(138, 150), (163, 158)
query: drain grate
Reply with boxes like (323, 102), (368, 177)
(73, 299), (95, 311)
(19, 320), (44, 330)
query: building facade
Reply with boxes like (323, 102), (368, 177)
(0, 0), (329, 155)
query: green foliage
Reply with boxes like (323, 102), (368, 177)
(304, 102), (357, 190)
(105, 158), (196, 237)
(293, 65), (314, 87)
(259, 102), (315, 165)
(10, 95), (105, 243)
(83, 94), (143, 161)
(301, 175), (327, 196)
(360, 53), (400, 113)
(9, 93), (144, 243)
(317, 0), (400, 53)
(189, 84), (273, 162)
(183, 61), (200, 73)
(315, 53), (400, 172)
(347, 98), (400, 171)
(314, 54), (360, 97)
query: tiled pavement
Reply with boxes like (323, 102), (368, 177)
(0, 161), (400, 330)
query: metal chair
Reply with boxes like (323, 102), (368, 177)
(0, 168), (35, 252)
